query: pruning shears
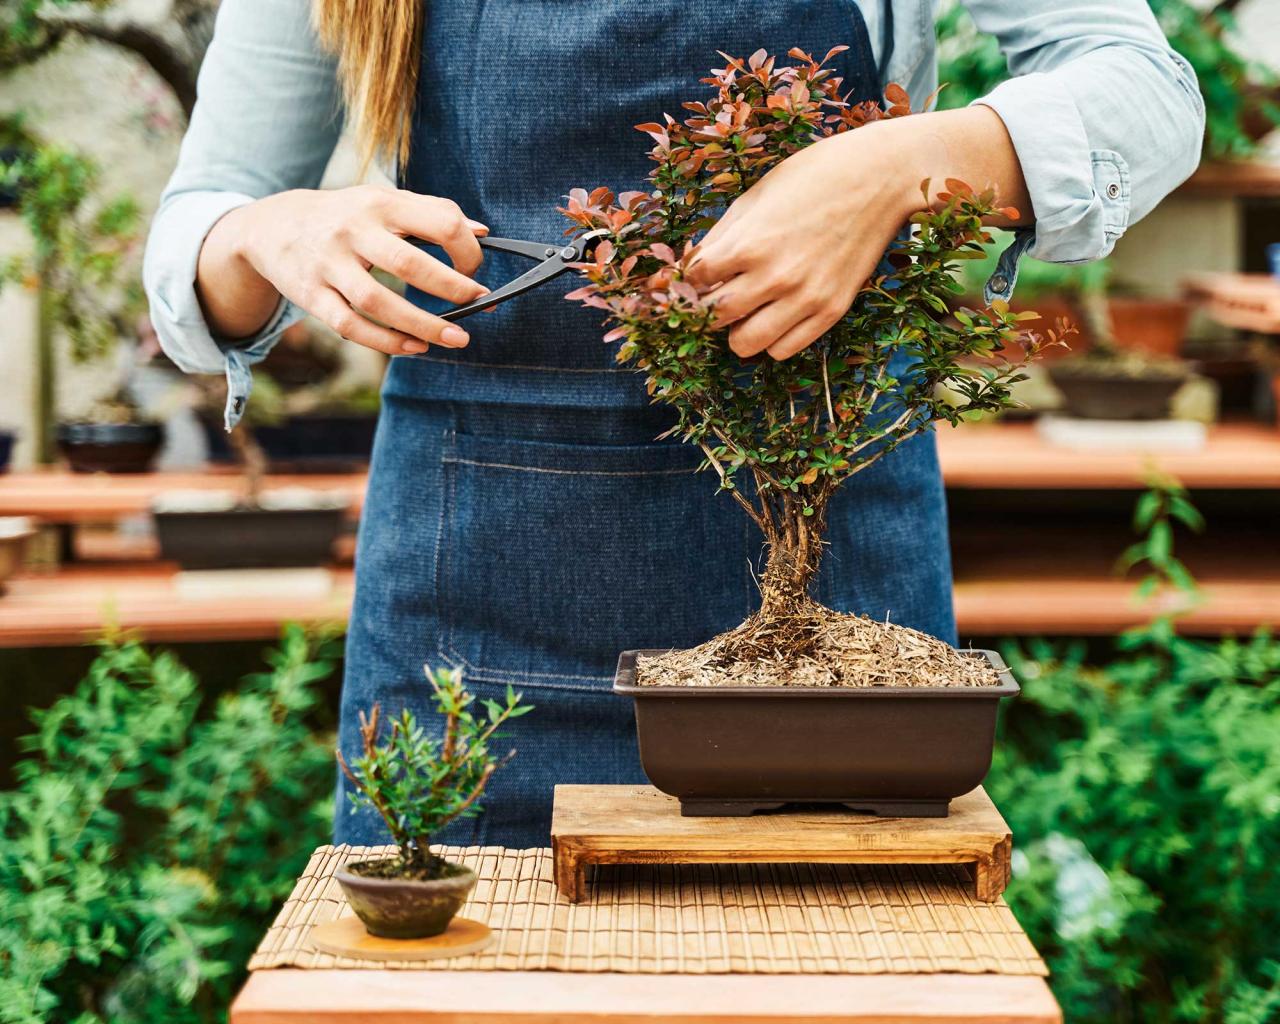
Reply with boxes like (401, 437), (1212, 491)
(435, 231), (605, 322)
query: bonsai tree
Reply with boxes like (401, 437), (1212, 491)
(0, 117), (144, 461)
(337, 666), (532, 879)
(561, 48), (1067, 665)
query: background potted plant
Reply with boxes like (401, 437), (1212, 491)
(562, 49), (1066, 816)
(153, 378), (348, 569)
(1044, 272), (1192, 421)
(335, 667), (531, 939)
(196, 321), (384, 473)
(0, 117), (163, 471)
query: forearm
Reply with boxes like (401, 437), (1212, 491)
(879, 106), (1033, 227)
(196, 203), (282, 340)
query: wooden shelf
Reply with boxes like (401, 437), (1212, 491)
(1177, 159), (1280, 199)
(936, 421), (1280, 490)
(0, 469), (366, 524)
(954, 574), (1279, 636)
(0, 563), (353, 647)
(1183, 272), (1280, 334)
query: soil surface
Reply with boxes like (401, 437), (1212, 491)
(346, 856), (469, 882)
(637, 610), (1000, 688)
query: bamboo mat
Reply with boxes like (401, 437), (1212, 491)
(249, 845), (1046, 975)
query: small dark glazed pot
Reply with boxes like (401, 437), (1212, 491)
(335, 858), (477, 939)
(616, 648), (1019, 818)
(57, 422), (164, 473)
(1046, 364), (1186, 421)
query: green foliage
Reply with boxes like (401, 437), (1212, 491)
(561, 49), (1063, 605)
(935, 0), (1279, 160)
(0, 116), (142, 363)
(0, 626), (338, 1024)
(339, 667), (531, 876)
(991, 479), (1280, 1023)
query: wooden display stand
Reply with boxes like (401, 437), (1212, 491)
(550, 784), (1012, 904)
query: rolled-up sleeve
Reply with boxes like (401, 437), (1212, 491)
(961, 0), (1205, 266)
(143, 0), (342, 425)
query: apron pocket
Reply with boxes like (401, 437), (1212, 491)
(437, 430), (754, 689)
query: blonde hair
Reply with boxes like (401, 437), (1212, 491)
(311, 0), (422, 173)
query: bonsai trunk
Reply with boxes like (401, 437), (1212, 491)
(226, 425), (267, 507)
(757, 508), (825, 621)
(716, 494), (832, 664)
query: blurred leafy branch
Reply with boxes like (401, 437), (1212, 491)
(0, 625), (339, 1024)
(936, 0), (1280, 160)
(0, 115), (142, 365)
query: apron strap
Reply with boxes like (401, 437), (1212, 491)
(878, 0), (894, 85)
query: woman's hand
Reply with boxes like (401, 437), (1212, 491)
(198, 184), (489, 355)
(686, 106), (1030, 361)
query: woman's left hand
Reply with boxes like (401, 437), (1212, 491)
(685, 107), (1030, 361)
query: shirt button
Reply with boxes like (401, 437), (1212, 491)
(1107, 182), (1121, 200)
(990, 273), (1010, 293)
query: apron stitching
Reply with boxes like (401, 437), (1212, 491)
(442, 457), (696, 477)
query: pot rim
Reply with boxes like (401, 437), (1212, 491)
(614, 648), (1020, 699)
(335, 858), (477, 889)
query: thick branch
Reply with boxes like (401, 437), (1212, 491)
(37, 6), (202, 118)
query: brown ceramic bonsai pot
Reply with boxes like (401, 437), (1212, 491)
(1107, 297), (1191, 359)
(615, 648), (1019, 818)
(1046, 362), (1187, 420)
(57, 421), (164, 473)
(0, 517), (34, 595)
(335, 857), (477, 939)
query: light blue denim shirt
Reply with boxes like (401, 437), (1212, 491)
(144, 0), (1205, 428)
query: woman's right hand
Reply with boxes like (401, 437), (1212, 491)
(197, 184), (489, 355)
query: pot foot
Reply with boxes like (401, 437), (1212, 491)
(679, 799), (787, 817)
(840, 799), (950, 818)
(676, 798), (952, 818)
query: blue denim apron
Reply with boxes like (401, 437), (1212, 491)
(336, 0), (955, 847)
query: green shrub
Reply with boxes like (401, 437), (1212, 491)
(992, 479), (1280, 1023)
(0, 625), (338, 1024)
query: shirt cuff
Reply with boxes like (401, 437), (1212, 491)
(973, 73), (1131, 265)
(143, 190), (303, 429)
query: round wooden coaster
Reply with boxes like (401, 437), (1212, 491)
(310, 915), (493, 961)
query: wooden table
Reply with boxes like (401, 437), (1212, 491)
(0, 563), (354, 646)
(935, 421), (1280, 490)
(230, 970), (1061, 1022)
(0, 468), (366, 523)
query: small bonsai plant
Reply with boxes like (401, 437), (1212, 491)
(333, 666), (531, 938)
(561, 48), (1066, 675)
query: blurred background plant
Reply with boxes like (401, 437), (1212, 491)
(0, 625), (338, 1024)
(936, 0), (1280, 159)
(990, 475), (1280, 1023)
(0, 114), (145, 461)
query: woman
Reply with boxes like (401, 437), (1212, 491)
(145, 0), (1203, 846)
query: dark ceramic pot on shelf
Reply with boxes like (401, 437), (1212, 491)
(153, 492), (347, 570)
(335, 858), (477, 939)
(57, 422), (164, 473)
(1046, 363), (1186, 420)
(199, 412), (378, 473)
(614, 649), (1019, 818)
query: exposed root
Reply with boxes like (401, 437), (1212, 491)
(637, 605), (1000, 688)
